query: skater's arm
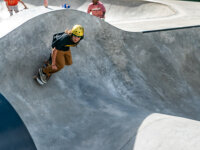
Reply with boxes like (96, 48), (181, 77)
(51, 48), (58, 67)
(19, 0), (28, 9)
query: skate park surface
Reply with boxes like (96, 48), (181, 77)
(1, 0), (200, 150)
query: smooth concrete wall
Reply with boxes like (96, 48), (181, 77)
(0, 9), (149, 150)
(0, 9), (200, 150)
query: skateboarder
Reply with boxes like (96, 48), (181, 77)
(36, 25), (84, 84)
(4, 0), (28, 16)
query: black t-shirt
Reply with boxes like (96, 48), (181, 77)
(51, 32), (77, 51)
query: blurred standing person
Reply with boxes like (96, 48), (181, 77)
(4, 0), (28, 16)
(62, 0), (70, 9)
(87, 0), (106, 19)
(44, 0), (48, 8)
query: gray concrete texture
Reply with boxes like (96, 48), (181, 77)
(1, 1), (200, 150)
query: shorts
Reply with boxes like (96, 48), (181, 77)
(8, 5), (19, 15)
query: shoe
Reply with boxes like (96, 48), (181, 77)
(38, 68), (48, 84)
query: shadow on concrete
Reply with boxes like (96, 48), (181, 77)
(0, 94), (36, 150)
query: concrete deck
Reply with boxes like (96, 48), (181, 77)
(2, 0), (200, 32)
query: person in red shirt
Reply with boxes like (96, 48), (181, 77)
(44, 0), (48, 8)
(87, 0), (106, 19)
(4, 0), (28, 16)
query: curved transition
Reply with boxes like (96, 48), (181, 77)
(0, 9), (200, 150)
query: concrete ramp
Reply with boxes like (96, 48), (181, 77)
(1, 8), (200, 150)
(0, 9), (149, 150)
(134, 114), (200, 150)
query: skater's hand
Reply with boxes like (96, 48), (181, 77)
(52, 64), (58, 70)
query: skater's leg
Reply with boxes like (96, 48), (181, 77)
(64, 50), (73, 66)
(43, 50), (66, 77)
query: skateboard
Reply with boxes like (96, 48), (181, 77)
(33, 68), (46, 85)
(33, 56), (52, 85)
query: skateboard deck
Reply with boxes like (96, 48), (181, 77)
(33, 58), (51, 85)
(33, 69), (45, 85)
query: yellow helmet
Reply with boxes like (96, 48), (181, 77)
(72, 25), (84, 37)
